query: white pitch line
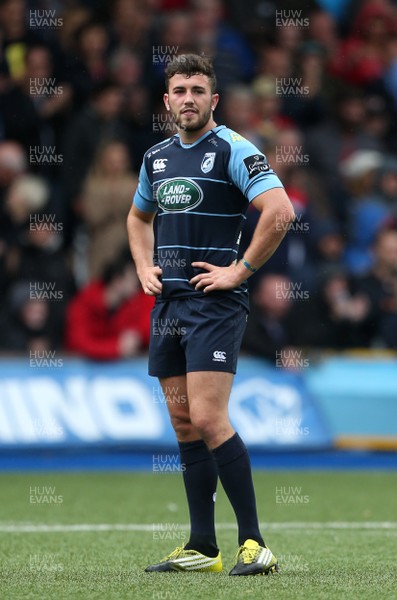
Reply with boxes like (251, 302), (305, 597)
(0, 522), (396, 533)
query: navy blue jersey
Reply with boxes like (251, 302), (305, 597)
(133, 125), (283, 309)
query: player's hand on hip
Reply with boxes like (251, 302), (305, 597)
(190, 262), (243, 292)
(140, 266), (163, 296)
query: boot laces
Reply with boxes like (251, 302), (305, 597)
(238, 544), (260, 564)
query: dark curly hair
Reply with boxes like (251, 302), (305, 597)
(165, 54), (217, 93)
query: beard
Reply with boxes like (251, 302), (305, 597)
(174, 106), (213, 132)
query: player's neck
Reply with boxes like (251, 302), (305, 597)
(178, 119), (218, 145)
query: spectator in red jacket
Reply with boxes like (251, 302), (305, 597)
(329, 2), (397, 88)
(65, 252), (154, 360)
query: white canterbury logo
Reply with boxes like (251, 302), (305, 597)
(212, 350), (226, 362)
(153, 158), (168, 173)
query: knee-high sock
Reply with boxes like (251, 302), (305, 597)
(178, 439), (218, 557)
(212, 432), (264, 546)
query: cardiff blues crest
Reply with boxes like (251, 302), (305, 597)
(201, 152), (216, 173)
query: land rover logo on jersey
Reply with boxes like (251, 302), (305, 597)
(157, 178), (203, 212)
(201, 152), (216, 173)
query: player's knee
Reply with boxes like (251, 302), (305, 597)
(189, 413), (217, 441)
(170, 413), (193, 439)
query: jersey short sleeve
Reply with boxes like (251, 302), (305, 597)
(132, 162), (157, 213)
(216, 128), (284, 202)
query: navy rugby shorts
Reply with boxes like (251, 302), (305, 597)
(148, 296), (248, 377)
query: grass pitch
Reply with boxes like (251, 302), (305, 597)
(0, 470), (396, 599)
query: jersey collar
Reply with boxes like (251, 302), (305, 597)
(176, 125), (226, 149)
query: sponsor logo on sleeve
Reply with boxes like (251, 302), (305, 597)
(201, 152), (216, 174)
(243, 154), (270, 179)
(230, 132), (245, 143)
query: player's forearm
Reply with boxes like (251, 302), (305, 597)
(127, 212), (155, 277)
(238, 197), (295, 278)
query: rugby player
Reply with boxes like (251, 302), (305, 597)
(127, 54), (295, 576)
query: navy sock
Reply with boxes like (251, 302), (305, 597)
(178, 439), (218, 557)
(212, 433), (265, 547)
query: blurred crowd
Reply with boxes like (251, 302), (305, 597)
(0, 0), (397, 361)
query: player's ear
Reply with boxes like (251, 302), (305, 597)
(211, 93), (220, 111)
(163, 93), (170, 111)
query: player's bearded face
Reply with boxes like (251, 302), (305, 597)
(171, 100), (212, 132)
(176, 106), (212, 131)
(165, 74), (217, 133)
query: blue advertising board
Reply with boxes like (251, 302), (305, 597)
(0, 358), (331, 450)
(305, 356), (397, 437)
